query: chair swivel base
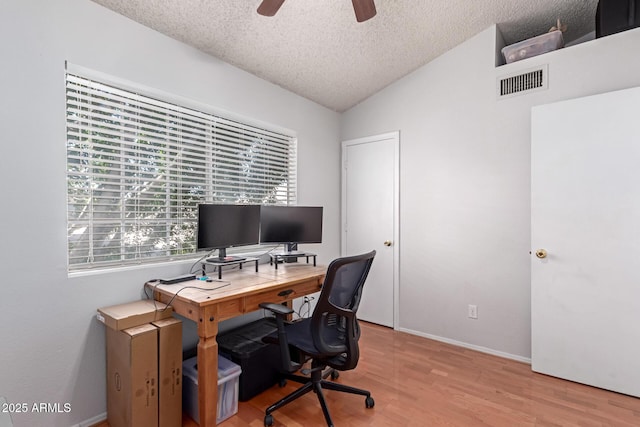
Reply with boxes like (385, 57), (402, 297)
(263, 367), (375, 427)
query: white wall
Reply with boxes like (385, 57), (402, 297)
(0, 1), (340, 426)
(3, 0), (640, 424)
(341, 25), (640, 360)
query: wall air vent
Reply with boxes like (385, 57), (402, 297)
(497, 64), (548, 99)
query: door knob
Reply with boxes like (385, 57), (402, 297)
(384, 240), (392, 247)
(535, 249), (547, 259)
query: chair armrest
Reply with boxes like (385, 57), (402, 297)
(259, 302), (294, 317)
(259, 302), (300, 373)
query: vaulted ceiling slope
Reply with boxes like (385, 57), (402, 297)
(90, 0), (598, 112)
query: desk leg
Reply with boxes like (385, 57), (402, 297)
(197, 309), (219, 426)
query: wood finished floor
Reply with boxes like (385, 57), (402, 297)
(97, 322), (640, 426)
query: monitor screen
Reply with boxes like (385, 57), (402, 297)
(260, 206), (323, 245)
(197, 204), (261, 252)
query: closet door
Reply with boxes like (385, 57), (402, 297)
(531, 87), (640, 397)
(342, 132), (399, 328)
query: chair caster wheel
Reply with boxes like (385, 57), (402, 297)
(365, 396), (375, 408)
(331, 370), (340, 380)
(264, 414), (274, 426)
(279, 378), (287, 387)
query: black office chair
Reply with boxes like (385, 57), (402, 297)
(259, 250), (377, 427)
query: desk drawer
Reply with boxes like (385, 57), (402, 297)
(245, 279), (322, 311)
(217, 299), (244, 320)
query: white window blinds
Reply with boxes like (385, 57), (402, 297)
(66, 72), (297, 270)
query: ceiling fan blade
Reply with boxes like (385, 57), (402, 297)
(257, 0), (286, 17)
(352, 0), (376, 22)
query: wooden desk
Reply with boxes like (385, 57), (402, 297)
(148, 263), (326, 427)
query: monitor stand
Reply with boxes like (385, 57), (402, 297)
(269, 243), (317, 270)
(207, 248), (246, 264)
(201, 248), (259, 279)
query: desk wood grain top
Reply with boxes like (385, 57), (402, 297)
(148, 263), (326, 306)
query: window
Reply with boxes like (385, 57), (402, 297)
(66, 71), (296, 271)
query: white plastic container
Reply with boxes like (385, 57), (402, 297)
(183, 355), (242, 424)
(502, 30), (564, 64)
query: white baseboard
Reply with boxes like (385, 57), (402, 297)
(72, 412), (106, 427)
(395, 327), (532, 364)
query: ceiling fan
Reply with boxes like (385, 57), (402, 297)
(257, 0), (377, 23)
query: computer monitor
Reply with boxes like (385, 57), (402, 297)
(259, 205), (323, 253)
(197, 204), (260, 262)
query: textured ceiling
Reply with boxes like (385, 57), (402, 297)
(90, 0), (599, 112)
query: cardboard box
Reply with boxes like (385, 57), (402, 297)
(97, 300), (173, 330)
(107, 323), (158, 427)
(152, 318), (183, 427)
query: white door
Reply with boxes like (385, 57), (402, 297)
(342, 132), (399, 328)
(531, 87), (640, 397)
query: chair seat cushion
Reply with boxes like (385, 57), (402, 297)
(268, 318), (346, 359)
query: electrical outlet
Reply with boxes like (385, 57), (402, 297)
(468, 304), (478, 319)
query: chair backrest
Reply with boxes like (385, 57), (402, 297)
(310, 250), (376, 371)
